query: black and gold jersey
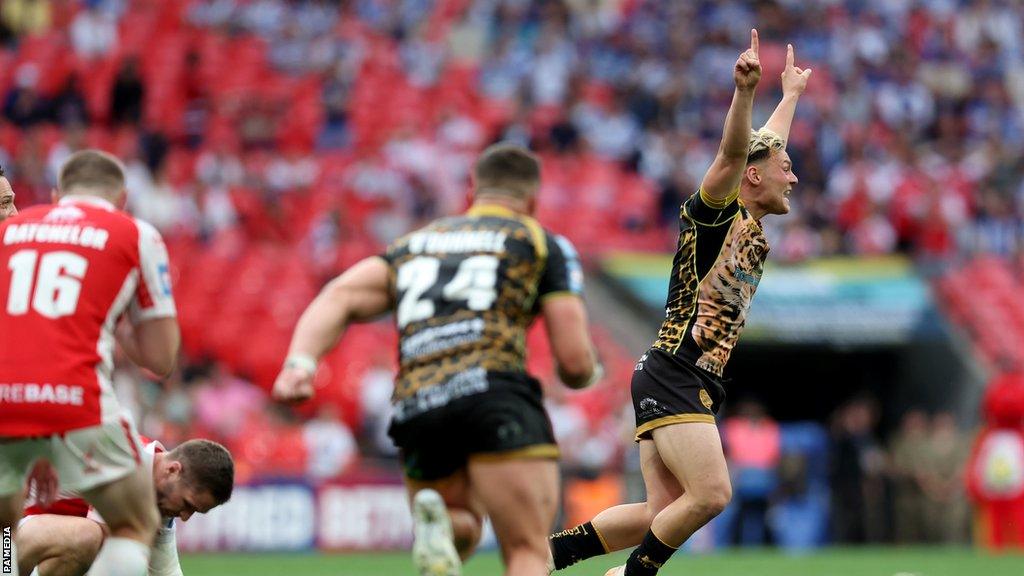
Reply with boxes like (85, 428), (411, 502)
(652, 189), (769, 378)
(382, 204), (583, 421)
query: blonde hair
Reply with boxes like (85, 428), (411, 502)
(747, 128), (786, 164)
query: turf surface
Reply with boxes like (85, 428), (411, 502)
(180, 548), (1024, 576)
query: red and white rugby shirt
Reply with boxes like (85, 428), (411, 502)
(0, 196), (177, 437)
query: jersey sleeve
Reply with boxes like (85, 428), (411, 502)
(685, 188), (741, 227)
(148, 518), (184, 576)
(538, 233), (584, 301)
(128, 220), (177, 324)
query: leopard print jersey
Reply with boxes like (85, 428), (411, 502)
(382, 205), (579, 403)
(652, 196), (769, 377)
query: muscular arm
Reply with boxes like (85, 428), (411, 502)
(273, 256), (392, 403)
(286, 256), (392, 360)
(118, 318), (181, 379)
(541, 295), (600, 389)
(700, 30), (761, 206)
(761, 43), (812, 144)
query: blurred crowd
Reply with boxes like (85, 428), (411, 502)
(0, 0), (1018, 542)
(717, 398), (972, 547)
(1, 0), (1022, 260)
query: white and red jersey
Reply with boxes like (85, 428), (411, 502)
(24, 436), (165, 519)
(0, 196), (176, 437)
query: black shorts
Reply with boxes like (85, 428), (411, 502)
(631, 348), (726, 441)
(388, 372), (559, 482)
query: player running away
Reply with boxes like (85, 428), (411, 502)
(0, 150), (181, 576)
(548, 31), (812, 576)
(17, 438), (232, 576)
(274, 143), (602, 576)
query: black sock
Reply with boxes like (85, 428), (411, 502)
(623, 530), (677, 576)
(549, 521), (608, 570)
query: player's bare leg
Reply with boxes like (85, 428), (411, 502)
(550, 440), (683, 569)
(406, 469), (484, 561)
(16, 515), (104, 576)
(649, 423), (731, 544)
(470, 457), (559, 576)
(607, 423), (731, 576)
(80, 466), (159, 576)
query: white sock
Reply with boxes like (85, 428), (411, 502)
(84, 537), (150, 576)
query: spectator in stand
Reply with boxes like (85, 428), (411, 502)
(2, 63), (49, 128)
(303, 404), (357, 481)
(110, 56), (145, 126)
(69, 1), (117, 59)
(45, 122), (86, 186)
(181, 49), (210, 149)
(196, 141), (244, 190)
(50, 73), (90, 126)
(0, 0), (51, 39)
(192, 363), (266, 441)
(186, 0), (237, 30)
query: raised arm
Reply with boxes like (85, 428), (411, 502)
(762, 43), (813, 144)
(700, 29), (762, 205)
(272, 256), (392, 403)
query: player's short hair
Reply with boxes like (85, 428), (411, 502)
(58, 150), (126, 197)
(168, 439), (235, 504)
(747, 128), (786, 165)
(473, 143), (541, 200)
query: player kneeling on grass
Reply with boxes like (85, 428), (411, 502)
(16, 438), (234, 576)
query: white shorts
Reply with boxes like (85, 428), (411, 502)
(0, 418), (143, 498)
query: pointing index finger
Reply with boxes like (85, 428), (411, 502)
(751, 29), (759, 55)
(787, 43), (794, 68)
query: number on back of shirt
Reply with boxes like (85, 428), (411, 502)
(396, 255), (499, 328)
(6, 249), (88, 319)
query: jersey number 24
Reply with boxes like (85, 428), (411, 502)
(396, 255), (498, 328)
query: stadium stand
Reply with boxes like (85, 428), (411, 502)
(2, 0), (1022, 549)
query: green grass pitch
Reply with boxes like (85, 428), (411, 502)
(181, 548), (1024, 576)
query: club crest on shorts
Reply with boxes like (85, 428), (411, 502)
(699, 388), (713, 410)
(639, 397), (658, 412)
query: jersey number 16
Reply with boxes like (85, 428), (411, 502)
(6, 249), (88, 319)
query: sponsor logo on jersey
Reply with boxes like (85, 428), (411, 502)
(699, 389), (713, 410)
(0, 383), (85, 406)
